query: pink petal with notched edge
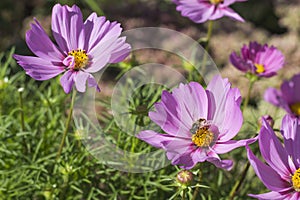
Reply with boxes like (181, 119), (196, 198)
(281, 115), (300, 168)
(26, 19), (64, 61)
(219, 7), (245, 22)
(217, 89), (243, 141)
(259, 119), (292, 180)
(60, 70), (75, 94)
(108, 37), (131, 63)
(214, 137), (257, 154)
(136, 130), (175, 149)
(246, 145), (291, 192)
(52, 4), (83, 53)
(13, 55), (64, 81)
(248, 191), (288, 200)
(206, 151), (233, 170)
(149, 90), (191, 138)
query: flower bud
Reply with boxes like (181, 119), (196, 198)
(258, 115), (274, 128)
(176, 170), (193, 186)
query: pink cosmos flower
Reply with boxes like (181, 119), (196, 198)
(264, 74), (300, 117)
(172, 0), (246, 24)
(230, 41), (285, 78)
(14, 4), (131, 93)
(137, 75), (255, 170)
(247, 115), (300, 199)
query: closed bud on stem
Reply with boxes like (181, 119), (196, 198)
(176, 170), (193, 186)
(258, 115), (274, 128)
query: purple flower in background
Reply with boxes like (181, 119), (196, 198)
(172, 0), (246, 24)
(264, 74), (300, 117)
(247, 115), (300, 199)
(137, 75), (255, 170)
(14, 4), (131, 93)
(230, 41), (284, 78)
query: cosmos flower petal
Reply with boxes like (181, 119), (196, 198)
(281, 74), (300, 104)
(60, 70), (75, 94)
(73, 71), (100, 93)
(281, 115), (300, 167)
(173, 0), (245, 23)
(52, 4), (83, 52)
(218, 89), (243, 141)
(264, 88), (284, 107)
(171, 150), (197, 170)
(136, 130), (178, 149)
(230, 52), (250, 72)
(246, 145), (290, 192)
(206, 75), (231, 125)
(108, 37), (131, 63)
(13, 55), (64, 81)
(248, 191), (288, 200)
(220, 7), (245, 22)
(206, 151), (233, 170)
(214, 138), (257, 154)
(25, 19), (64, 61)
(259, 119), (292, 180)
(149, 90), (191, 138)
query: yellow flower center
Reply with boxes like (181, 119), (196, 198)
(292, 168), (300, 192)
(210, 0), (223, 4)
(68, 49), (89, 70)
(192, 126), (214, 147)
(290, 102), (300, 116)
(254, 63), (265, 74)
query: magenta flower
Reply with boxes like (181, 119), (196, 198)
(230, 41), (285, 78)
(247, 115), (300, 199)
(137, 75), (255, 170)
(172, 0), (246, 24)
(264, 74), (300, 117)
(14, 4), (131, 93)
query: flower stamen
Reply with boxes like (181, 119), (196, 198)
(68, 49), (89, 70)
(191, 119), (215, 147)
(255, 63), (265, 74)
(290, 102), (300, 116)
(292, 168), (300, 192)
(209, 0), (224, 4)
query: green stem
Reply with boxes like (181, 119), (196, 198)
(200, 20), (214, 74)
(56, 90), (76, 160)
(18, 89), (25, 132)
(228, 162), (250, 200)
(192, 169), (202, 200)
(242, 80), (255, 112)
(182, 189), (186, 200)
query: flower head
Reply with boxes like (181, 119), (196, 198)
(172, 0), (246, 24)
(230, 41), (284, 78)
(136, 75), (255, 170)
(247, 115), (300, 199)
(14, 4), (131, 93)
(264, 74), (300, 117)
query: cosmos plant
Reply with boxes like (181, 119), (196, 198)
(247, 115), (300, 199)
(265, 73), (300, 117)
(172, 0), (246, 24)
(14, 4), (131, 93)
(137, 75), (255, 170)
(230, 41), (285, 78)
